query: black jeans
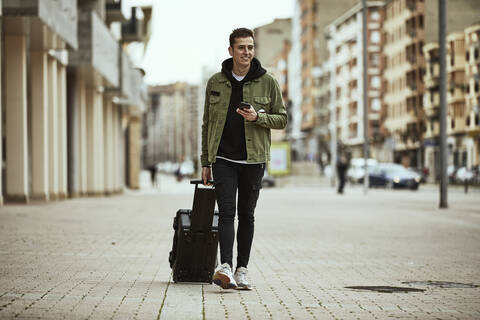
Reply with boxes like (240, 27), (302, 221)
(212, 159), (264, 269)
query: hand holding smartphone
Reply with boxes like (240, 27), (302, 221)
(238, 102), (252, 110)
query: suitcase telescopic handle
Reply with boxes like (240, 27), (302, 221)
(190, 179), (215, 185)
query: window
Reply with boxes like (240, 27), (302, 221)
(370, 53), (380, 67)
(370, 9), (380, 21)
(372, 99), (381, 111)
(370, 31), (381, 44)
(371, 76), (381, 88)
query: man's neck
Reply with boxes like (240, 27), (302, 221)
(232, 63), (250, 77)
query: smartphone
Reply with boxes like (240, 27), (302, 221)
(238, 102), (251, 110)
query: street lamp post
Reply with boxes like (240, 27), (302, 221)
(438, 0), (448, 208)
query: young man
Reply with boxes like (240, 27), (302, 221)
(201, 28), (287, 290)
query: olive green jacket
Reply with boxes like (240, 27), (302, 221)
(201, 71), (287, 167)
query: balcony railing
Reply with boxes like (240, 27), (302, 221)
(122, 7), (145, 43)
(69, 10), (119, 87)
(106, 0), (126, 24)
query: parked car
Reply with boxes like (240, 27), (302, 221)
(347, 158), (378, 184)
(455, 166), (475, 182)
(368, 163), (421, 190)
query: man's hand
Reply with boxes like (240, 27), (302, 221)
(236, 105), (258, 121)
(202, 167), (213, 185)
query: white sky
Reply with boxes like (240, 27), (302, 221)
(139, 0), (294, 85)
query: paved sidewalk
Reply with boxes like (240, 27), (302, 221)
(0, 176), (479, 319)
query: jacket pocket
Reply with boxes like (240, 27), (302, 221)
(253, 96), (271, 112)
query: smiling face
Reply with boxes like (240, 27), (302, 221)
(228, 36), (255, 70)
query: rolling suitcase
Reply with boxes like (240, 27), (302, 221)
(168, 179), (219, 283)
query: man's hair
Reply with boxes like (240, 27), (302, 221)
(229, 28), (255, 48)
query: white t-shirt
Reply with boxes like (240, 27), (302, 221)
(232, 71), (245, 82)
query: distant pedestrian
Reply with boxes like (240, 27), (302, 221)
(337, 154), (348, 194)
(148, 165), (157, 188)
(201, 28), (287, 290)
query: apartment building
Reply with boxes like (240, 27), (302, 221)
(297, 0), (358, 160)
(446, 32), (469, 168)
(382, 0), (480, 168)
(465, 24), (480, 169)
(423, 42), (440, 180)
(254, 19), (292, 143)
(1, 0), (150, 204)
(311, 62), (330, 166)
(423, 23), (480, 180)
(326, 1), (385, 160)
(146, 83), (200, 167)
(254, 18), (291, 73)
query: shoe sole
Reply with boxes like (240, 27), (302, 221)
(212, 272), (237, 289)
(235, 284), (252, 291)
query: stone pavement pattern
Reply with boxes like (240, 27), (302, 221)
(0, 175), (479, 319)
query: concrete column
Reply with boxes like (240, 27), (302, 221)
(4, 32), (29, 202)
(86, 86), (97, 195)
(103, 97), (114, 194)
(48, 46), (59, 200)
(30, 24), (49, 201)
(95, 91), (104, 193)
(111, 104), (120, 192)
(127, 116), (141, 190)
(78, 77), (88, 195)
(57, 60), (68, 199)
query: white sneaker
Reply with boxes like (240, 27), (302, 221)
(212, 263), (237, 289)
(234, 267), (252, 290)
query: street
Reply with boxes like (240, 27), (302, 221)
(0, 174), (479, 319)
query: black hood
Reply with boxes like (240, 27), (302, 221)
(221, 57), (266, 83)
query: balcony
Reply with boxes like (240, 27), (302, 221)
(118, 52), (147, 112)
(3, 0), (78, 49)
(122, 7), (146, 43)
(406, 0), (416, 11)
(425, 75), (439, 89)
(106, 0), (127, 24)
(69, 9), (119, 87)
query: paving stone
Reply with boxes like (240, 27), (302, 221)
(0, 176), (479, 319)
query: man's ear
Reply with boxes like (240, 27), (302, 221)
(228, 46), (233, 57)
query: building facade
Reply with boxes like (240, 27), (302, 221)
(1, 0), (150, 204)
(145, 83), (200, 169)
(382, 0), (480, 168)
(326, 1), (385, 161)
(254, 18), (292, 142)
(464, 24), (480, 171)
(296, 0), (359, 161)
(424, 24), (480, 180)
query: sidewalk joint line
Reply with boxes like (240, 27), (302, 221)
(156, 272), (172, 320)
